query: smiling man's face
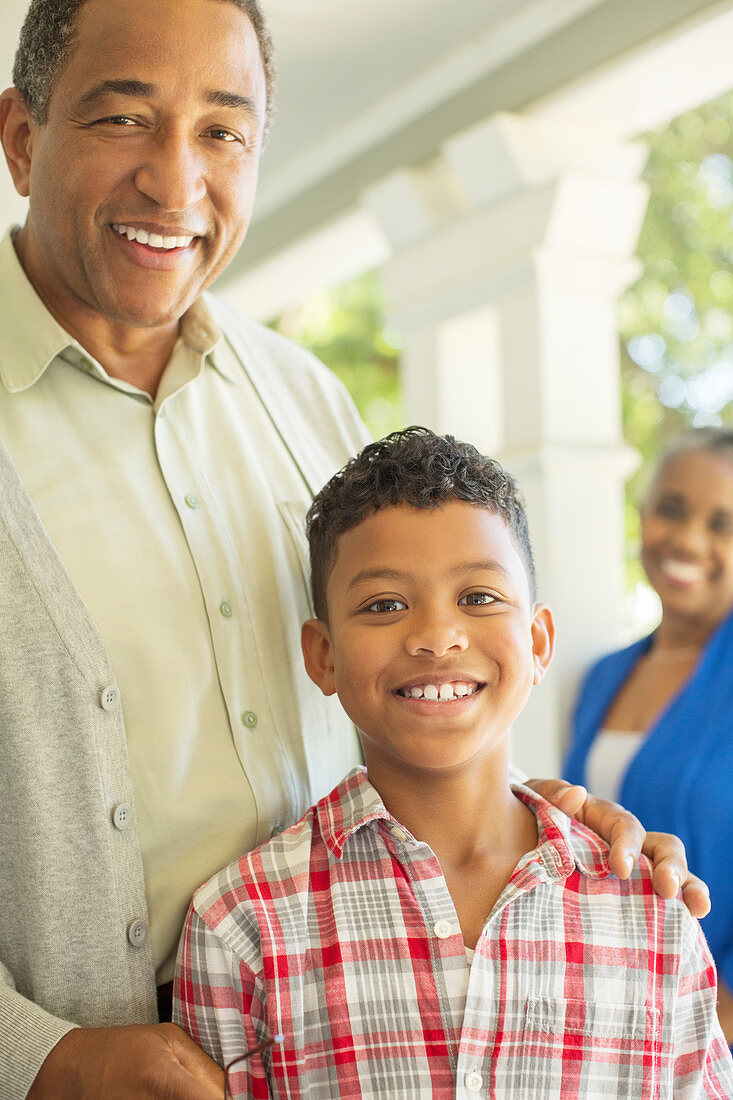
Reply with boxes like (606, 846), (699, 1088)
(7, 0), (266, 335)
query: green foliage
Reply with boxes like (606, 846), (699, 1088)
(621, 89), (733, 501)
(274, 272), (402, 440)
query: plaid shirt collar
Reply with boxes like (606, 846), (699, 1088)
(316, 765), (612, 883)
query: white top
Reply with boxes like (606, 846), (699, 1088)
(586, 728), (646, 802)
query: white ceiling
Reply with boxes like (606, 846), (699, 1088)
(0, 0), (729, 274)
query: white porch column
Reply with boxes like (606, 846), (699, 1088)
(364, 113), (649, 776)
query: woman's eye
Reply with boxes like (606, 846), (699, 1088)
(711, 514), (733, 535)
(458, 592), (495, 607)
(656, 499), (684, 520)
(367, 599), (407, 613)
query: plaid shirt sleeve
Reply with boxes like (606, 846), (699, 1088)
(176, 903), (273, 1099)
(672, 913), (732, 1097)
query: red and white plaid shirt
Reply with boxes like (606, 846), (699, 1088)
(174, 767), (733, 1098)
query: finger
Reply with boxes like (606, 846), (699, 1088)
(681, 876), (711, 919)
(575, 795), (644, 879)
(525, 778), (588, 818)
(164, 1025), (226, 1090)
(605, 810), (645, 880)
(641, 831), (686, 898)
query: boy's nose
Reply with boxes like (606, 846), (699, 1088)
(404, 612), (468, 658)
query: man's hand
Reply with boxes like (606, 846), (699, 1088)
(527, 778), (711, 919)
(27, 1023), (224, 1099)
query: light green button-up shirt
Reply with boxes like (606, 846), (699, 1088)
(0, 228), (364, 983)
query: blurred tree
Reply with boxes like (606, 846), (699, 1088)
(620, 88), (733, 590)
(274, 272), (402, 440)
(274, 90), (732, 596)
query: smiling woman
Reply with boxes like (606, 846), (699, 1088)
(565, 426), (733, 1039)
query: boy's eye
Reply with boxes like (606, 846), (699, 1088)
(458, 592), (495, 607)
(366, 598), (407, 613)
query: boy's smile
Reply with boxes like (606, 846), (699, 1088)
(302, 501), (554, 780)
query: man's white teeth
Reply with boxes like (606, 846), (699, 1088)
(662, 559), (705, 583)
(403, 682), (475, 700)
(112, 224), (194, 249)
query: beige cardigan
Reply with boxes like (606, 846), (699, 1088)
(0, 298), (368, 1098)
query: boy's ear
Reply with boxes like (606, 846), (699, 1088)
(0, 88), (35, 198)
(530, 603), (555, 685)
(301, 619), (337, 697)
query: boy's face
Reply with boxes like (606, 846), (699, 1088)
(302, 501), (554, 779)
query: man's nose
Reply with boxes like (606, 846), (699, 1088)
(404, 610), (468, 658)
(133, 132), (207, 211)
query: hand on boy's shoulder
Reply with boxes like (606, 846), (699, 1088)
(525, 777), (711, 919)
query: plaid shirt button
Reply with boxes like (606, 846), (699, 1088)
(434, 919), (453, 939)
(464, 1070), (483, 1092)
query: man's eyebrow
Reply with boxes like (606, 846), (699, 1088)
(76, 81), (260, 119)
(204, 89), (260, 117)
(77, 79), (158, 107)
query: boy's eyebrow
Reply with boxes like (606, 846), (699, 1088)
(345, 560), (513, 592)
(448, 560), (513, 580)
(77, 79), (260, 118)
(346, 568), (404, 592)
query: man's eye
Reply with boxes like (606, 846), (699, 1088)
(458, 592), (495, 607)
(207, 128), (240, 143)
(97, 115), (138, 126)
(366, 599), (407, 613)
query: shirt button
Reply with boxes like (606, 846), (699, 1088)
(184, 494), (199, 509)
(127, 920), (149, 948)
(219, 600), (233, 618)
(465, 1070), (483, 1092)
(434, 920), (454, 939)
(390, 826), (408, 843)
(270, 823), (283, 838)
(112, 803), (133, 831)
(241, 710), (258, 729)
(100, 685), (121, 711)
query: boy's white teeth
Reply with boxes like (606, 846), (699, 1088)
(404, 682), (475, 700)
(112, 224), (194, 249)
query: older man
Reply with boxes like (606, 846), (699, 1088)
(0, 0), (707, 1097)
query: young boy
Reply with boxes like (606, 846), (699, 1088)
(174, 428), (733, 1098)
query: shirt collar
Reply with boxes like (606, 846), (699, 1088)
(318, 766), (611, 881)
(0, 227), (226, 393)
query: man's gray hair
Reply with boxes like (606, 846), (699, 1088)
(13, 0), (275, 136)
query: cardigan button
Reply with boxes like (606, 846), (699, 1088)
(127, 920), (149, 948)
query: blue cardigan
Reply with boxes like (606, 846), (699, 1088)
(564, 610), (733, 990)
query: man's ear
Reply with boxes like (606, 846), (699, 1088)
(0, 87), (35, 198)
(530, 603), (555, 685)
(301, 619), (337, 697)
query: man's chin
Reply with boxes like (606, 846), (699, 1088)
(101, 293), (201, 331)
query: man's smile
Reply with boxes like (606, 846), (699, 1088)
(111, 223), (197, 251)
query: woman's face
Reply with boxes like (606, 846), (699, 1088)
(641, 448), (733, 629)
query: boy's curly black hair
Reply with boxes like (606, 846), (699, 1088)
(306, 426), (537, 622)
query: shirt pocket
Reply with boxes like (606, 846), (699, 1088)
(520, 996), (667, 1099)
